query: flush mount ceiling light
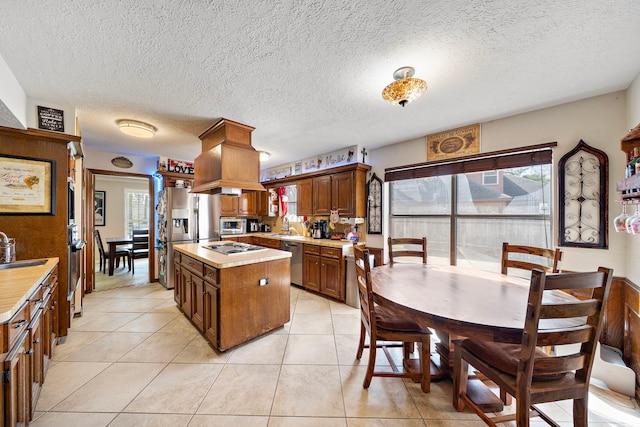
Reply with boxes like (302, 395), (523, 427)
(259, 151), (270, 161)
(381, 66), (427, 107)
(117, 119), (156, 138)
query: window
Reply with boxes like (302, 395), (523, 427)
(124, 189), (150, 236)
(482, 170), (498, 185)
(390, 163), (553, 273)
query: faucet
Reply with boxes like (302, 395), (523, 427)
(288, 228), (299, 236)
(0, 231), (7, 243)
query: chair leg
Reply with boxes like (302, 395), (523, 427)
(452, 342), (468, 411)
(515, 393), (531, 427)
(363, 339), (377, 389)
(500, 388), (512, 405)
(573, 398), (588, 427)
(356, 322), (366, 360)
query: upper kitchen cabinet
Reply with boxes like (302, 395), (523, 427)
(288, 164), (370, 217)
(219, 193), (257, 216)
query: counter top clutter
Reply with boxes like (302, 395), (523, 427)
(0, 257), (59, 322)
(172, 242), (291, 351)
(223, 232), (357, 249)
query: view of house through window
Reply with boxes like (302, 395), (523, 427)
(125, 189), (150, 236)
(390, 164), (552, 273)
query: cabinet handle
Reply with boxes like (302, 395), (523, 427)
(14, 319), (26, 328)
(33, 338), (41, 344)
(26, 349), (34, 355)
(32, 298), (43, 304)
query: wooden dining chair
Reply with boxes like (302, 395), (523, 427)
(94, 230), (130, 273)
(129, 229), (149, 274)
(453, 267), (613, 427)
(501, 242), (562, 275)
(354, 245), (431, 392)
(388, 237), (427, 265)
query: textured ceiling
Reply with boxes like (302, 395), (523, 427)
(1, 1), (639, 169)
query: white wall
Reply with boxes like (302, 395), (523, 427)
(625, 72), (640, 284)
(0, 53), (26, 128)
(84, 147), (158, 175)
(369, 91), (628, 275)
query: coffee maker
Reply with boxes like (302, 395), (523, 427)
(312, 220), (328, 239)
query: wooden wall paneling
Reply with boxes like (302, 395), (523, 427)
(623, 282), (640, 400)
(0, 127), (80, 340)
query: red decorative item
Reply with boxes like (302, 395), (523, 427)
(277, 187), (288, 217)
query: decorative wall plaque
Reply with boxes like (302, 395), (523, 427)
(426, 124), (480, 161)
(37, 106), (65, 132)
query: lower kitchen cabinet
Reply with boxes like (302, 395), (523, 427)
(203, 264), (219, 345)
(2, 261), (58, 426)
(303, 244), (345, 301)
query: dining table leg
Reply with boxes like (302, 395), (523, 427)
(108, 243), (116, 276)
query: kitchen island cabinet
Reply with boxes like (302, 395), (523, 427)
(173, 243), (291, 351)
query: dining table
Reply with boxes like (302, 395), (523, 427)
(105, 236), (133, 276)
(369, 262), (577, 411)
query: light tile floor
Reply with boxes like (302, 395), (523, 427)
(32, 282), (640, 426)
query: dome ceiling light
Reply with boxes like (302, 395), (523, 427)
(117, 119), (157, 138)
(381, 66), (427, 107)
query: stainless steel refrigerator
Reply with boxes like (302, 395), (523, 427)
(157, 187), (216, 289)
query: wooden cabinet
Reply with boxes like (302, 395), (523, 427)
(174, 249), (290, 351)
(173, 252), (182, 306)
(156, 171), (194, 189)
(303, 244), (345, 300)
(297, 179), (313, 215)
(1, 263), (58, 426)
(253, 236), (281, 249)
(203, 265), (219, 346)
(303, 244), (321, 292)
(292, 165), (368, 217)
(220, 194), (257, 216)
(225, 236), (252, 243)
(180, 255), (205, 332)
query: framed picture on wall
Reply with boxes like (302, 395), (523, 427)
(0, 154), (56, 215)
(95, 190), (106, 226)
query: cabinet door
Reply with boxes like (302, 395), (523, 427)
(191, 275), (205, 332)
(28, 310), (44, 418)
(297, 179), (313, 215)
(3, 330), (30, 427)
(303, 253), (321, 292)
(331, 171), (355, 216)
(313, 176), (332, 215)
(321, 257), (342, 300)
(180, 267), (193, 316)
(219, 196), (239, 216)
(238, 193), (256, 216)
(204, 283), (218, 344)
(173, 261), (182, 305)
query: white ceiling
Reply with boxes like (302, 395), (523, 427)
(1, 1), (639, 169)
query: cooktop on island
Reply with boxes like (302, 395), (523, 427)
(204, 242), (268, 255)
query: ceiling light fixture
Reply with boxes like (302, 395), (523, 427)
(381, 66), (427, 107)
(117, 119), (157, 138)
(259, 151), (270, 161)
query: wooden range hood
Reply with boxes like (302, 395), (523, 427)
(191, 118), (266, 195)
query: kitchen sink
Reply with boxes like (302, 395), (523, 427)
(0, 259), (48, 270)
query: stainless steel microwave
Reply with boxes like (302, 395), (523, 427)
(220, 217), (246, 235)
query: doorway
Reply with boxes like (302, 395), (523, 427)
(85, 168), (156, 293)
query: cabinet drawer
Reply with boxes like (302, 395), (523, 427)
(320, 247), (341, 259)
(204, 265), (218, 284)
(304, 244), (320, 255)
(181, 255), (203, 276)
(28, 286), (44, 319)
(174, 251), (181, 264)
(8, 303), (29, 350)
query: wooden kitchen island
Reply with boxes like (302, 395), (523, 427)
(172, 242), (291, 351)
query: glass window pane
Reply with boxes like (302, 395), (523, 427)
(391, 176), (451, 215)
(457, 165), (551, 215)
(390, 217), (450, 264)
(456, 217), (554, 273)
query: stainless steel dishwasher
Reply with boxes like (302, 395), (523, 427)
(281, 240), (303, 286)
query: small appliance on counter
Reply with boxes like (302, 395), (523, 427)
(260, 223), (271, 232)
(0, 231), (16, 264)
(247, 218), (259, 232)
(220, 217), (247, 235)
(312, 220), (329, 239)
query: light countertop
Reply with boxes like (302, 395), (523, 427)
(228, 232), (357, 249)
(0, 258), (59, 323)
(173, 242), (291, 269)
